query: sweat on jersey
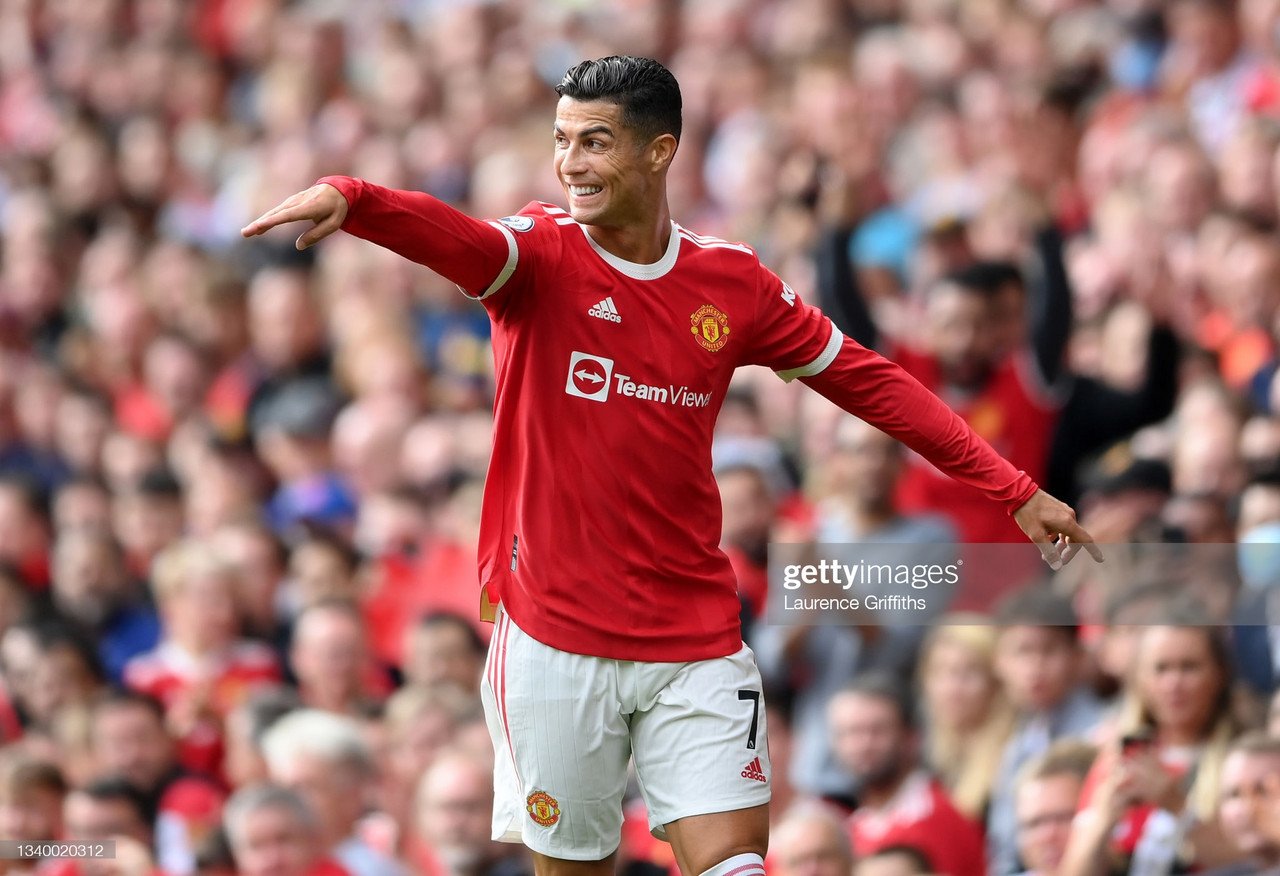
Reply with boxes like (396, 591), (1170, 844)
(318, 176), (1039, 662)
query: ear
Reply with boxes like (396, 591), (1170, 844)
(649, 133), (678, 172)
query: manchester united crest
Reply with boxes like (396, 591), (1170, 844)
(526, 790), (561, 826)
(690, 304), (731, 352)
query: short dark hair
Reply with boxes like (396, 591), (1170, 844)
(837, 670), (915, 729)
(938, 261), (1022, 298)
(994, 585), (1079, 640)
(417, 610), (486, 656)
(91, 689), (167, 725)
(74, 776), (152, 824)
(556, 56), (682, 144)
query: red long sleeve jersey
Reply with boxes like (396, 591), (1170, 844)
(321, 177), (1038, 662)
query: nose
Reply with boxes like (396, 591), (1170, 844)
(559, 141), (587, 177)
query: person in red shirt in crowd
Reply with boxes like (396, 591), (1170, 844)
(1063, 624), (1250, 875)
(244, 54), (1096, 876)
(88, 692), (226, 876)
(827, 672), (985, 876)
(123, 540), (281, 780)
(361, 480), (489, 670)
(222, 784), (351, 876)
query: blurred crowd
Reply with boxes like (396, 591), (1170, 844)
(5, 0), (1280, 874)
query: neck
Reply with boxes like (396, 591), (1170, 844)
(858, 766), (913, 809)
(584, 201), (672, 264)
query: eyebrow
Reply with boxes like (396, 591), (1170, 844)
(553, 124), (615, 139)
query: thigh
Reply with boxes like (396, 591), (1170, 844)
(481, 609), (633, 861)
(630, 645), (772, 843)
(663, 805), (770, 876)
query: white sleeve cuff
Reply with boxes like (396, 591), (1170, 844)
(776, 319), (844, 382)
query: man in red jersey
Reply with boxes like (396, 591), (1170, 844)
(244, 55), (1099, 876)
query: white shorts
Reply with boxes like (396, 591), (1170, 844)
(479, 608), (772, 861)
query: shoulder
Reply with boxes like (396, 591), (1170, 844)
(673, 224), (765, 277)
(495, 201), (575, 233)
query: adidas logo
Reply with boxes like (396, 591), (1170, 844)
(741, 756), (767, 783)
(588, 297), (622, 323)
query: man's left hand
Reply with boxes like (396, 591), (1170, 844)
(1013, 489), (1104, 569)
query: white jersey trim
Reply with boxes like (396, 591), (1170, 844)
(457, 220), (519, 300)
(776, 319), (843, 382)
(578, 221), (681, 280)
(675, 225), (754, 255)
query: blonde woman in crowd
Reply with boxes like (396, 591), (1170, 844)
(1061, 623), (1257, 875)
(918, 617), (1016, 822)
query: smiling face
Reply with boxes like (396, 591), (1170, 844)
(553, 97), (675, 229)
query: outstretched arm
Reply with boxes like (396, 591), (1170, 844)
(242, 177), (518, 299)
(801, 336), (1101, 568)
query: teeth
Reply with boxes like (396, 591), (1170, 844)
(570, 186), (602, 196)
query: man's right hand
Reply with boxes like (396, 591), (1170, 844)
(240, 182), (349, 250)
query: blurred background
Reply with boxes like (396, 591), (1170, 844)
(5, 0), (1280, 874)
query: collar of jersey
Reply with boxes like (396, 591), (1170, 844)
(578, 221), (680, 280)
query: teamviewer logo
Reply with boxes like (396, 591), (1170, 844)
(565, 351), (613, 402)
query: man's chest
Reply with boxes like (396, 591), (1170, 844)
(508, 263), (751, 413)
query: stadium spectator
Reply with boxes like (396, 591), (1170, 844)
(50, 777), (156, 876)
(0, 753), (66, 844)
(87, 691), (226, 875)
(402, 613), (486, 695)
(769, 804), (855, 876)
(223, 783), (350, 876)
(288, 600), (388, 715)
(124, 539), (280, 778)
(851, 846), (936, 876)
(827, 672), (985, 876)
(47, 528), (160, 685)
(411, 749), (522, 876)
(1214, 732), (1280, 874)
(261, 709), (405, 876)
(1011, 741), (1097, 876)
(222, 686), (301, 790)
(1064, 624), (1249, 874)
(918, 620), (1015, 822)
(754, 418), (954, 801)
(986, 588), (1104, 876)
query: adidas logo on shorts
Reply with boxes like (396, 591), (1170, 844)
(741, 756), (767, 783)
(588, 297), (622, 323)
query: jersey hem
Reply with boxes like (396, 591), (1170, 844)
(497, 597), (743, 663)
